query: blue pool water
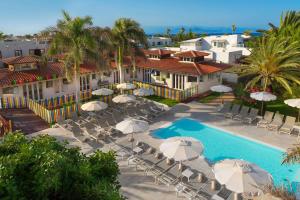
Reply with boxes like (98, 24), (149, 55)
(152, 118), (300, 187)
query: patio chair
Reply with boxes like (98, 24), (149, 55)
(232, 106), (249, 121)
(243, 108), (259, 124)
(224, 104), (240, 118)
(257, 111), (274, 128)
(279, 116), (296, 135)
(218, 102), (231, 114)
(267, 112), (284, 131)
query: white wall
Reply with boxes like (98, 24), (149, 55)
(147, 37), (172, 47)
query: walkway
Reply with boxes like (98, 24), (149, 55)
(0, 108), (49, 134)
(205, 92), (235, 106)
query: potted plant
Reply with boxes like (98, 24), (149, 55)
(52, 74), (57, 79)
(11, 80), (17, 85)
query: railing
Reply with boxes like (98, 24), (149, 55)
(0, 96), (27, 109)
(133, 81), (202, 101)
(0, 114), (12, 136)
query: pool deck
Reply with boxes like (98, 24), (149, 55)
(28, 101), (298, 200)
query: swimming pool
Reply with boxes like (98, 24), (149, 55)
(152, 118), (300, 187)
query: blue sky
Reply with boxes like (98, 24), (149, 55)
(0, 0), (299, 35)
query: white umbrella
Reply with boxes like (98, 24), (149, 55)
(250, 92), (277, 115)
(213, 159), (273, 198)
(210, 85), (232, 93)
(133, 88), (153, 96)
(112, 94), (136, 104)
(284, 99), (300, 121)
(117, 83), (136, 90)
(159, 137), (204, 162)
(81, 101), (108, 111)
(116, 118), (149, 134)
(92, 88), (113, 96)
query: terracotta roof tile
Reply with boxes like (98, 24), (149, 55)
(1, 55), (41, 65)
(143, 49), (174, 56)
(175, 50), (209, 58)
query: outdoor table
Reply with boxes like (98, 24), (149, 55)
(133, 146), (143, 154)
(182, 168), (194, 182)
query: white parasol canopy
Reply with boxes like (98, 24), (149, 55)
(112, 94), (136, 104)
(115, 118), (149, 134)
(117, 83), (136, 90)
(159, 137), (204, 162)
(213, 159), (273, 196)
(210, 85), (232, 93)
(81, 101), (108, 111)
(284, 98), (300, 121)
(250, 92), (277, 102)
(133, 88), (154, 96)
(92, 88), (113, 96)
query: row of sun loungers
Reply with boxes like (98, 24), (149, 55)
(125, 141), (232, 200)
(219, 103), (259, 124)
(219, 103), (297, 135)
(257, 111), (296, 134)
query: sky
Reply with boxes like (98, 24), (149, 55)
(0, 0), (299, 35)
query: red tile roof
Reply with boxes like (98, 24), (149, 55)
(1, 55), (41, 65)
(143, 49), (174, 56)
(175, 50), (209, 58)
(112, 56), (231, 76)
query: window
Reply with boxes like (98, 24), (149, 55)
(125, 69), (129, 74)
(46, 80), (53, 88)
(152, 42), (155, 46)
(0, 50), (2, 59)
(187, 76), (197, 82)
(157, 41), (161, 45)
(15, 50), (22, 56)
(208, 73), (215, 80)
(3, 86), (18, 94)
(166, 73), (170, 78)
(199, 75), (204, 82)
(165, 41), (168, 45)
(29, 49), (35, 55)
(92, 74), (96, 80)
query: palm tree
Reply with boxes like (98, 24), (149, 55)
(165, 28), (171, 38)
(231, 24), (237, 34)
(282, 144), (300, 164)
(242, 36), (300, 94)
(48, 10), (96, 103)
(112, 18), (147, 83)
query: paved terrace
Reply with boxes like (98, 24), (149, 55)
(29, 102), (298, 200)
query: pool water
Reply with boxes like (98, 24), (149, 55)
(152, 118), (300, 188)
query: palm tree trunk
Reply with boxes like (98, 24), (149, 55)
(74, 64), (80, 104)
(118, 46), (124, 83)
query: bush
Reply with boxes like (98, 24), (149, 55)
(0, 132), (123, 200)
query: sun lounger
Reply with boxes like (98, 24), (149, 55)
(257, 111), (274, 128)
(136, 153), (166, 172)
(232, 106), (249, 121)
(146, 157), (176, 177)
(243, 108), (259, 124)
(218, 102), (231, 114)
(224, 104), (240, 118)
(279, 116), (296, 134)
(211, 187), (232, 200)
(156, 163), (186, 186)
(268, 112), (284, 131)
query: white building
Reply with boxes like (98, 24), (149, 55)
(147, 37), (172, 47)
(179, 34), (251, 64)
(0, 50), (231, 100)
(0, 39), (49, 59)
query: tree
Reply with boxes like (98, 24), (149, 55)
(112, 18), (147, 83)
(0, 32), (5, 40)
(165, 28), (171, 38)
(282, 144), (300, 164)
(231, 24), (237, 34)
(0, 132), (123, 200)
(243, 30), (252, 36)
(187, 28), (196, 40)
(48, 10), (96, 103)
(242, 36), (300, 94)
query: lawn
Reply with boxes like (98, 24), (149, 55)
(233, 99), (299, 118)
(198, 92), (222, 103)
(144, 95), (178, 107)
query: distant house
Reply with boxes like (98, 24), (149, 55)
(179, 34), (251, 64)
(147, 36), (172, 47)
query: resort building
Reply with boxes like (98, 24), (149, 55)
(147, 36), (172, 47)
(0, 39), (49, 60)
(0, 49), (230, 101)
(179, 34), (251, 64)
